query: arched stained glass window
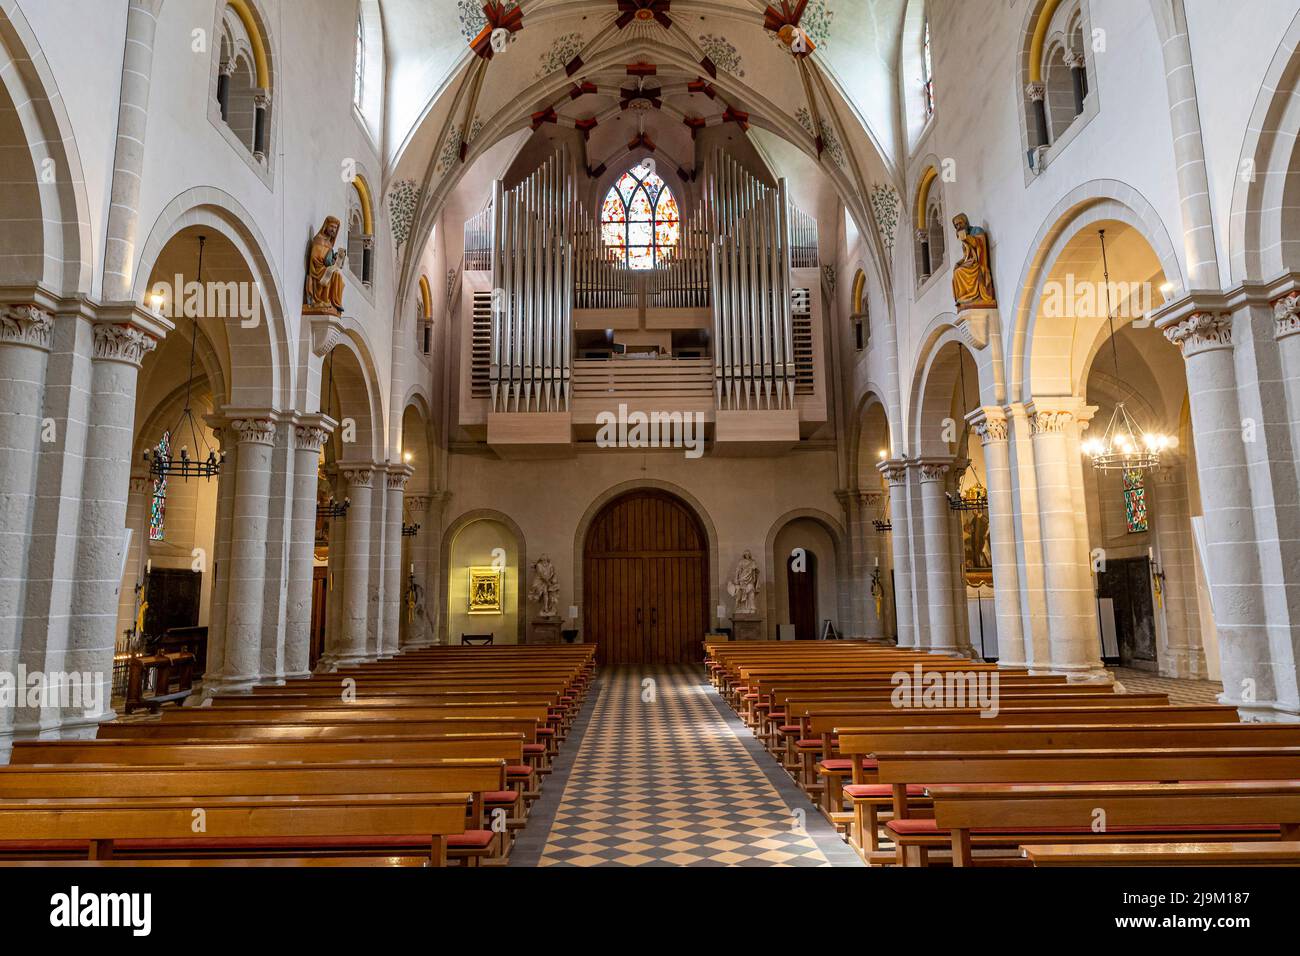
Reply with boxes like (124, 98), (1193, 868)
(149, 432), (170, 542)
(600, 164), (680, 269)
(922, 17), (935, 118)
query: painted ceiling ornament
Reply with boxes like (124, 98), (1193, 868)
(764, 1), (816, 57)
(616, 0), (672, 30)
(868, 182), (900, 253)
(469, 2), (523, 60)
(386, 179), (421, 249)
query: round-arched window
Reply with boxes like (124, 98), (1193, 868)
(600, 164), (681, 269)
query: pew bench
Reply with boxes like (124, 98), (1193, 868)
(1022, 840), (1300, 867)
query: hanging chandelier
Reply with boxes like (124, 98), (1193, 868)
(872, 485), (892, 532)
(318, 496), (351, 519)
(1081, 229), (1172, 473)
(145, 236), (224, 481)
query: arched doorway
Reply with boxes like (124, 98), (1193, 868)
(787, 549), (818, 640)
(583, 490), (708, 664)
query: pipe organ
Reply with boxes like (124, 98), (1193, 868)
(704, 149), (796, 411)
(462, 146), (824, 453)
(489, 147), (575, 414)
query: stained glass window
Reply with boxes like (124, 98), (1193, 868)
(1123, 469), (1149, 534)
(922, 18), (935, 118)
(599, 164), (680, 269)
(149, 431), (170, 542)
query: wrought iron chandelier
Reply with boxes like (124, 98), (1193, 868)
(1081, 229), (1172, 472)
(401, 521), (421, 538)
(145, 236), (224, 481)
(872, 486), (892, 533)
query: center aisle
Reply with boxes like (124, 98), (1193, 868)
(513, 665), (861, 867)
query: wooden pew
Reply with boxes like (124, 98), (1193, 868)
(0, 761), (512, 865)
(933, 781), (1300, 867)
(0, 793), (471, 865)
(1022, 841), (1300, 867)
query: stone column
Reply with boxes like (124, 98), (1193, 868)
(1063, 49), (1087, 114)
(969, 407), (1025, 667)
(917, 460), (958, 653)
(1162, 311), (1279, 715)
(322, 466), (373, 668)
(206, 417), (277, 694)
(60, 321), (159, 734)
(116, 472), (152, 648)
(915, 228), (932, 281)
(366, 476), (387, 658)
(860, 491), (888, 639)
(284, 417), (333, 680)
(193, 422), (236, 696)
(101, 0), (164, 301)
(834, 489), (865, 639)
(381, 466), (412, 657)
(1026, 400), (1107, 681)
(1026, 81), (1048, 148)
(252, 90), (271, 163)
(0, 305), (54, 757)
(217, 59), (234, 120)
(420, 491), (451, 646)
(878, 461), (915, 647)
(1152, 462), (1208, 679)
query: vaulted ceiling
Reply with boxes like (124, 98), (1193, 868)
(378, 0), (914, 287)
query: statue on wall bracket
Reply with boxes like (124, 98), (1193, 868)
(304, 216), (348, 316)
(952, 213), (997, 312)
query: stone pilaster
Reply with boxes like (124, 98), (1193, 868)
(969, 406), (1024, 666)
(1026, 399), (1107, 682)
(859, 490), (889, 639)
(381, 465), (413, 657)
(319, 466), (373, 669)
(1152, 463), (1209, 679)
(878, 460), (915, 648)
(205, 416), (277, 694)
(0, 305), (54, 757)
(917, 460), (958, 654)
(284, 416), (335, 679)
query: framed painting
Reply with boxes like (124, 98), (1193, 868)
(468, 567), (503, 614)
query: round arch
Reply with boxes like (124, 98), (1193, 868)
(763, 508), (849, 640)
(133, 188), (292, 410)
(440, 508), (527, 645)
(0, 3), (93, 295)
(1228, 7), (1300, 283)
(1007, 180), (1182, 403)
(571, 479), (720, 639)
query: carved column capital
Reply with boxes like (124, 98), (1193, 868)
(858, 491), (884, 509)
(1025, 81), (1046, 102)
(294, 424), (331, 452)
(1061, 48), (1086, 70)
(1272, 292), (1300, 341)
(92, 323), (158, 367)
(342, 467), (374, 489)
(968, 406), (1009, 445)
(386, 465), (413, 492)
(877, 458), (909, 486)
(917, 460), (952, 483)
(1163, 310), (1233, 356)
(232, 418), (277, 447)
(0, 304), (54, 351)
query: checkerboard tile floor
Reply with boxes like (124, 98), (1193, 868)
(534, 665), (838, 866)
(1112, 667), (1223, 705)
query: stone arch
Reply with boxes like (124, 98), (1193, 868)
(133, 188), (292, 410)
(763, 507), (849, 639)
(908, 318), (997, 457)
(322, 333), (384, 466)
(1007, 180), (1182, 403)
(571, 478), (720, 631)
(848, 388), (894, 489)
(440, 507), (527, 645)
(1228, 8), (1300, 283)
(0, 1), (93, 295)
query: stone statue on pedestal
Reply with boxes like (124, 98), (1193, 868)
(304, 217), (347, 314)
(528, 553), (560, 619)
(727, 550), (760, 616)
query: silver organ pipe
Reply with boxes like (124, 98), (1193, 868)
(488, 147), (575, 414)
(705, 149), (801, 411)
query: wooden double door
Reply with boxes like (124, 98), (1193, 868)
(583, 491), (708, 664)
